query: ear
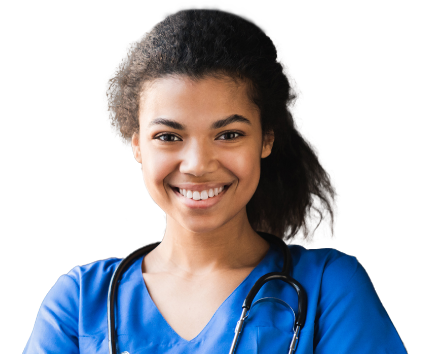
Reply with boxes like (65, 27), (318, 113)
(261, 131), (275, 158)
(131, 132), (142, 163)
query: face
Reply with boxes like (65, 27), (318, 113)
(132, 75), (274, 234)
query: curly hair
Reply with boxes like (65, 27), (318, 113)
(107, 9), (336, 240)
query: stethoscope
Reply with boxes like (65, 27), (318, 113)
(107, 232), (307, 354)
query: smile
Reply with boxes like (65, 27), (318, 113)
(178, 186), (226, 200)
(171, 184), (231, 209)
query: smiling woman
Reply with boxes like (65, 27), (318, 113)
(132, 76), (272, 234)
(23, 9), (407, 354)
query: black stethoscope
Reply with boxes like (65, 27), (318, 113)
(107, 232), (307, 354)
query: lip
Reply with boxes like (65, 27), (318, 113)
(170, 184), (231, 210)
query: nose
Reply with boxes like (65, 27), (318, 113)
(180, 141), (219, 176)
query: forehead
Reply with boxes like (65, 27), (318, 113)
(138, 75), (259, 126)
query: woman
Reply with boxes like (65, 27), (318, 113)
(24, 9), (407, 353)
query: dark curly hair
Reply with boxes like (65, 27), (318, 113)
(107, 9), (336, 241)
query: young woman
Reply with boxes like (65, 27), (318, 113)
(24, 9), (407, 354)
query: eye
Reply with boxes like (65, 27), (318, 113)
(220, 131), (244, 140)
(153, 134), (178, 143)
(153, 131), (245, 143)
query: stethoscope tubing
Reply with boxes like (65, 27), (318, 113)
(228, 271), (307, 354)
(108, 242), (160, 354)
(107, 233), (307, 354)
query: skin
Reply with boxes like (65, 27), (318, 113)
(131, 75), (274, 341)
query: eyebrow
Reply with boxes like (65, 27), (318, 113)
(148, 114), (252, 130)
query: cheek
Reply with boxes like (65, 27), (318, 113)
(141, 147), (177, 198)
(222, 146), (261, 191)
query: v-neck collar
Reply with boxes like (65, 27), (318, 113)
(138, 244), (277, 344)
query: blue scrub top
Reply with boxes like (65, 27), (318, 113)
(23, 243), (407, 353)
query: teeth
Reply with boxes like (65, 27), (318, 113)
(178, 186), (227, 200)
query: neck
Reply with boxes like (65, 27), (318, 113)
(149, 211), (270, 276)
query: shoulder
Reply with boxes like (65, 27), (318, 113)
(65, 257), (122, 288)
(286, 245), (373, 305)
(41, 257), (123, 310)
(45, 258), (123, 332)
(288, 244), (357, 267)
(43, 257), (124, 318)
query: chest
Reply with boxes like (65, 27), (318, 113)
(142, 269), (253, 341)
